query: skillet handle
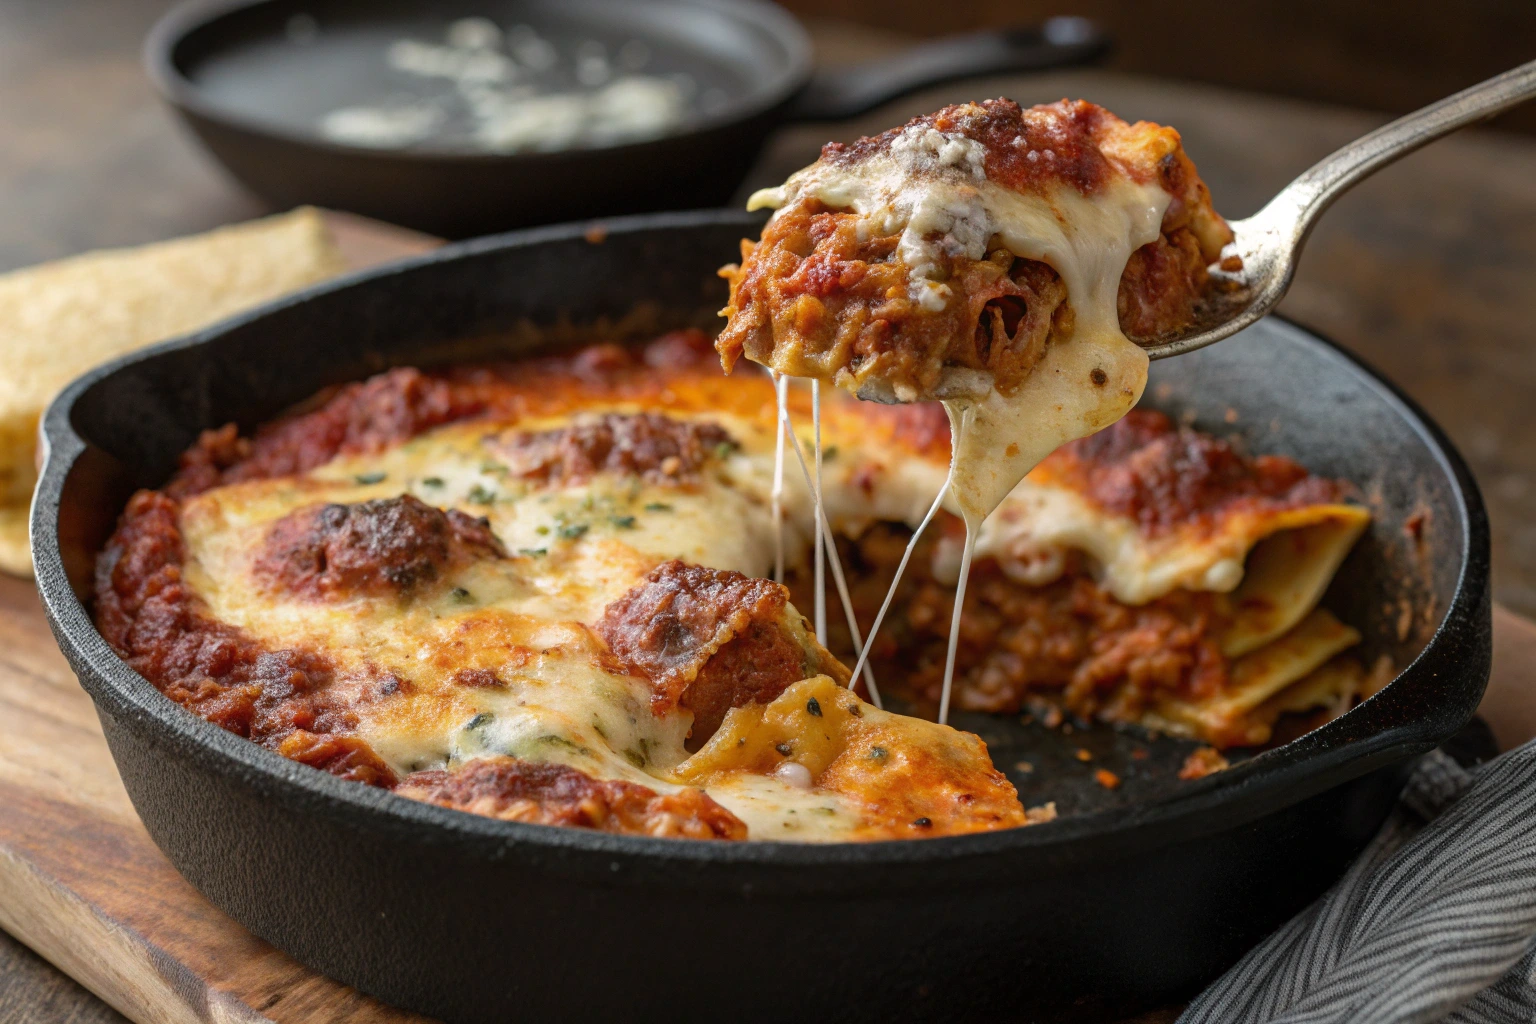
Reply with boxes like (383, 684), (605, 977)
(786, 18), (1110, 123)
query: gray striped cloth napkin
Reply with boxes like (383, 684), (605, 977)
(1178, 739), (1536, 1024)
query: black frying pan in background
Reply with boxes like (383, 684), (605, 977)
(145, 0), (1110, 237)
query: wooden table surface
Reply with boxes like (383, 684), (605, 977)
(3, 3), (1536, 1022)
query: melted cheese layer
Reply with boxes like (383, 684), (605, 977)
(168, 366), (1368, 838)
(175, 405), (1026, 840)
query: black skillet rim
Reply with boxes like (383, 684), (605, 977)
(31, 208), (1490, 876)
(143, 0), (813, 163)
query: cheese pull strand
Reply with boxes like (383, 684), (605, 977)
(937, 407), (983, 725)
(776, 385), (882, 707)
(849, 481), (949, 687)
(812, 379), (827, 643)
(940, 513), (981, 726)
(771, 371), (788, 584)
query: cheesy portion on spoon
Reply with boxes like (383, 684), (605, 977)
(718, 98), (1234, 521)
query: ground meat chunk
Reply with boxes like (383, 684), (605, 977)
(253, 494), (505, 600)
(1178, 746), (1231, 781)
(804, 524), (1228, 726)
(1039, 409), (1345, 535)
(717, 99), (1236, 400)
(595, 560), (846, 741)
(95, 489), (397, 787)
(397, 757), (747, 839)
(170, 367), (483, 497)
(1116, 227), (1210, 340)
(682, 619), (817, 744)
(494, 412), (736, 487)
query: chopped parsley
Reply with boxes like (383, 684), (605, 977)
(466, 483), (497, 505)
(535, 524), (550, 535)
(557, 522), (589, 541)
(421, 476), (445, 488)
(714, 441), (734, 460)
(517, 547), (548, 557)
(644, 502), (674, 513)
(354, 471), (387, 485)
(450, 587), (474, 603)
(465, 712), (493, 730)
(623, 737), (653, 768)
(609, 515), (636, 529)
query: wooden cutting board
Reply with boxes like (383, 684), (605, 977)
(0, 211), (439, 1024)
(2, 210), (1534, 1024)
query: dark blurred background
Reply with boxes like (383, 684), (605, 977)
(780, 0), (1536, 135)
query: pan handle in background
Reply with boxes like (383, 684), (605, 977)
(785, 18), (1111, 123)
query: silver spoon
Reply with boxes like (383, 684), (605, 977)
(1146, 58), (1536, 360)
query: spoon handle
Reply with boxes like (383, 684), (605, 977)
(1259, 59), (1536, 241)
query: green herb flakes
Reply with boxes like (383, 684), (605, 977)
(465, 712), (493, 730)
(557, 522), (589, 541)
(421, 476), (445, 488)
(354, 471), (387, 485)
(539, 734), (590, 755)
(644, 502), (674, 513)
(517, 547), (548, 557)
(609, 515), (636, 529)
(466, 484), (497, 505)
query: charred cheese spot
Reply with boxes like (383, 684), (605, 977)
(494, 411), (738, 487)
(253, 494), (506, 601)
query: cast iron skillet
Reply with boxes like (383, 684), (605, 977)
(33, 211), (1490, 1023)
(144, 0), (1109, 237)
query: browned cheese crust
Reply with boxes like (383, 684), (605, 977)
(253, 494), (506, 601)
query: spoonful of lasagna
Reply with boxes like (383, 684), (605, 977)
(715, 62), (1535, 721)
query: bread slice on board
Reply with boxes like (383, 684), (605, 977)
(0, 207), (348, 577)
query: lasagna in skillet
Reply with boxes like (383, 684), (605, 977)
(93, 99), (1379, 842)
